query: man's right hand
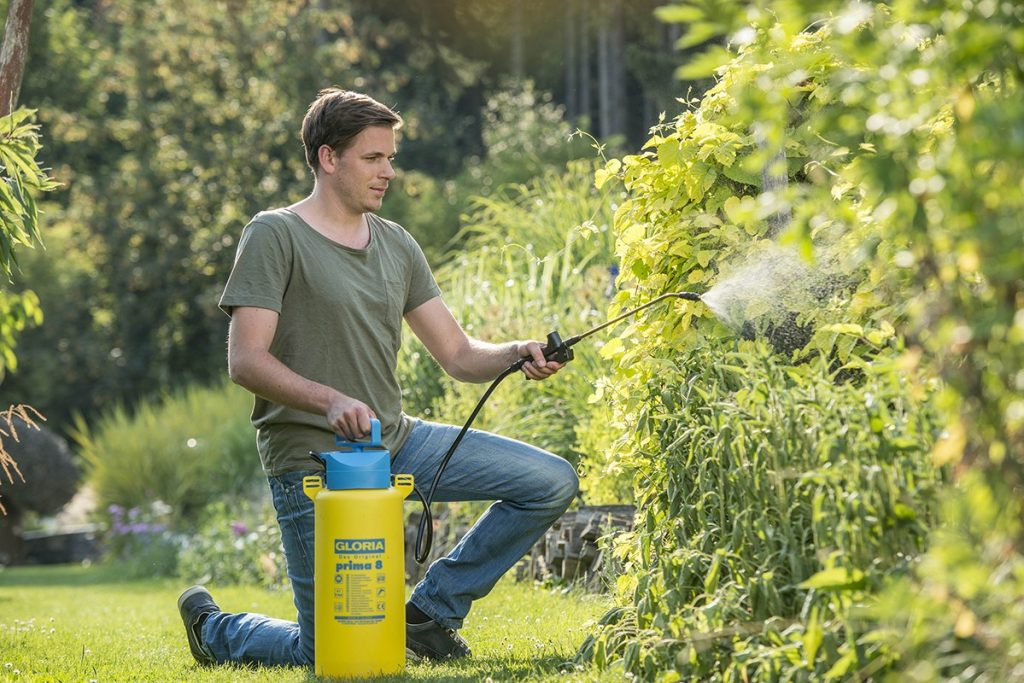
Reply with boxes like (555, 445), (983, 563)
(326, 393), (377, 441)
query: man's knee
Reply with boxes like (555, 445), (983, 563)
(548, 458), (579, 508)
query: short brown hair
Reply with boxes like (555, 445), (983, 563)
(301, 88), (403, 173)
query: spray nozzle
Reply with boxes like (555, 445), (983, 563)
(511, 291), (701, 373)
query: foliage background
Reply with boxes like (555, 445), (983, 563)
(578, 0), (1024, 680)
(1, 0), (691, 431)
(0, 1), (1021, 681)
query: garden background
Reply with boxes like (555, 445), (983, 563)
(1, 0), (1022, 681)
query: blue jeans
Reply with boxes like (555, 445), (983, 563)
(201, 419), (579, 666)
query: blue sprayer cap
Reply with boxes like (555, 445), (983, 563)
(320, 419), (391, 490)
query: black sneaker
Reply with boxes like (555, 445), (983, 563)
(406, 619), (472, 661)
(177, 585), (219, 666)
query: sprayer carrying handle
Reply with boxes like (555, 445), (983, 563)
(334, 417), (383, 449)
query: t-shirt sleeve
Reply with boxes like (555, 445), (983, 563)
(218, 219), (293, 316)
(403, 232), (441, 314)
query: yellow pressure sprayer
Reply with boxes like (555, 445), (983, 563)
(304, 418), (414, 679)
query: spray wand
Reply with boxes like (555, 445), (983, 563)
(412, 290), (702, 563)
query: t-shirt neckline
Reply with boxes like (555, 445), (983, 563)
(281, 208), (376, 254)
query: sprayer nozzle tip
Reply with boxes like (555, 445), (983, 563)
(674, 291), (701, 301)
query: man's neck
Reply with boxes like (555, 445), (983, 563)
(289, 189), (369, 248)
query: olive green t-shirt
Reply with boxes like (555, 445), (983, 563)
(219, 208), (441, 475)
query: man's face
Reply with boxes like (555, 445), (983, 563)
(325, 125), (397, 215)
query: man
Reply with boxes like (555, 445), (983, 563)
(177, 88), (578, 666)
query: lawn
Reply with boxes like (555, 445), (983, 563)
(0, 564), (622, 682)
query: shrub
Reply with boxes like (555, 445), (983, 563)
(77, 381), (262, 526)
(0, 415), (79, 518)
(581, 343), (941, 679)
(575, 6), (961, 678)
(177, 500), (288, 589)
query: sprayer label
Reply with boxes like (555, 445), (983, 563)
(334, 538), (385, 554)
(333, 537), (386, 624)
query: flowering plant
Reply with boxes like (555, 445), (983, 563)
(177, 500), (287, 588)
(102, 501), (183, 577)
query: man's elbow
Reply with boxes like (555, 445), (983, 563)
(442, 356), (487, 383)
(227, 352), (255, 388)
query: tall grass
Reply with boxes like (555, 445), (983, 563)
(397, 159), (631, 500)
(581, 344), (942, 679)
(75, 381), (262, 525)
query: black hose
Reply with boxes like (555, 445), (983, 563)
(411, 290), (701, 564)
(413, 363), (519, 564)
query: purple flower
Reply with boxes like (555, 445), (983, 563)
(230, 521), (249, 537)
(107, 504), (125, 518)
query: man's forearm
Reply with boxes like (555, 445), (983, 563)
(229, 349), (340, 415)
(448, 339), (527, 383)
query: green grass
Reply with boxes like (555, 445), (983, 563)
(0, 564), (622, 682)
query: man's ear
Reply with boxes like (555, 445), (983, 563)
(318, 145), (336, 173)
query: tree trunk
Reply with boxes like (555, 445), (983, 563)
(510, 2), (524, 81)
(0, 0), (33, 116)
(609, 0), (626, 137)
(565, 0), (578, 119)
(597, 8), (611, 139)
(579, 0), (591, 125)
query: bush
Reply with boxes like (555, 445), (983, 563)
(0, 415), (79, 518)
(77, 381), (262, 526)
(575, 6), (962, 678)
(177, 500), (288, 589)
(581, 343), (941, 679)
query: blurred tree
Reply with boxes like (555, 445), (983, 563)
(0, 0), (58, 518)
(6, 0), (373, 423)
(3, 0), (699, 429)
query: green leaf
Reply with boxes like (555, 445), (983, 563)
(802, 607), (823, 666)
(599, 337), (626, 360)
(677, 22), (722, 50)
(653, 5), (706, 24)
(721, 162), (761, 186)
(820, 323), (864, 337)
(676, 45), (735, 80)
(824, 651), (856, 680)
(799, 567), (866, 591)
